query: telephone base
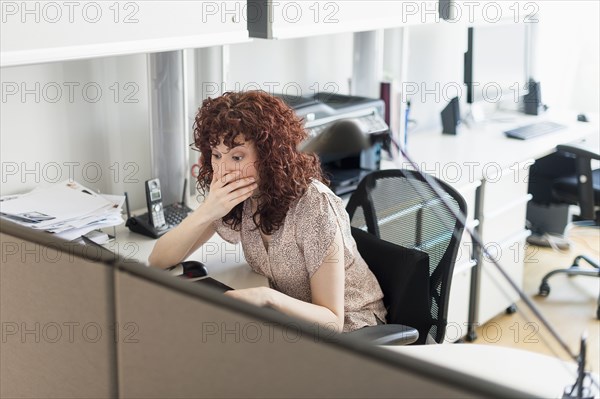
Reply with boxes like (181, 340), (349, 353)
(125, 214), (171, 239)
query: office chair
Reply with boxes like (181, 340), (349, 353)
(526, 151), (578, 246)
(536, 141), (600, 320)
(345, 169), (467, 344)
(345, 226), (426, 345)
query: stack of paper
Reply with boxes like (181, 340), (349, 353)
(0, 180), (125, 241)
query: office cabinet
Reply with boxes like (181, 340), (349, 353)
(477, 230), (530, 325)
(1, 1), (249, 67)
(481, 195), (531, 246)
(476, 162), (533, 325)
(248, 0), (449, 39)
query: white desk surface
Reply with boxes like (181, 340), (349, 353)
(396, 109), (599, 189)
(386, 343), (598, 399)
(110, 222), (267, 289)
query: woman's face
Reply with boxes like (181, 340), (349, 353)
(211, 135), (259, 186)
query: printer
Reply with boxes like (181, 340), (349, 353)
(276, 92), (389, 196)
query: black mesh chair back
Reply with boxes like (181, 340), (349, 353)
(346, 169), (467, 343)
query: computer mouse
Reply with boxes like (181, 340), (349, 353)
(577, 113), (589, 122)
(180, 260), (208, 278)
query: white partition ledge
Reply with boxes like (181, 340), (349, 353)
(387, 344), (598, 399)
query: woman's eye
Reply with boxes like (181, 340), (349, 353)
(232, 156), (243, 161)
(211, 153), (220, 160)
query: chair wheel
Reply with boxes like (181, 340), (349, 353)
(539, 282), (550, 297)
(506, 304), (517, 314)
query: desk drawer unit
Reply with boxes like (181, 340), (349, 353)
(475, 161), (533, 326)
(480, 194), (532, 246)
(481, 160), (532, 212)
(477, 230), (531, 324)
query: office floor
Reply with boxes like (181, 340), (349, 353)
(471, 225), (600, 373)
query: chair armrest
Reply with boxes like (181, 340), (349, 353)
(344, 324), (419, 345)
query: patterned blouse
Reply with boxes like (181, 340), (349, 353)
(213, 179), (387, 332)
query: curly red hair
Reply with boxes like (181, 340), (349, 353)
(192, 90), (328, 235)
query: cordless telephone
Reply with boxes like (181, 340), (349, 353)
(145, 178), (167, 229)
(125, 178), (192, 239)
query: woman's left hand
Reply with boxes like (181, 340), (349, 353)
(224, 286), (275, 308)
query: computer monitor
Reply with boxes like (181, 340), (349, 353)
(464, 23), (531, 106)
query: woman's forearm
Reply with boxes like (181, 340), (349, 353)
(147, 203), (216, 269)
(267, 289), (344, 333)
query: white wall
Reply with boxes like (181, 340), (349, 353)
(0, 55), (152, 210)
(226, 33), (354, 97)
(403, 21), (466, 134)
(533, 1), (600, 114)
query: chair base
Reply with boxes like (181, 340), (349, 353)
(538, 255), (600, 320)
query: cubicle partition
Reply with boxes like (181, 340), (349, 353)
(0, 229), (118, 398)
(0, 221), (531, 398)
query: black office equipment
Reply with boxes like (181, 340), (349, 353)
(464, 27), (474, 105)
(504, 121), (566, 140)
(345, 169), (467, 344)
(441, 97), (461, 135)
(526, 152), (576, 248)
(523, 79), (544, 115)
(438, 0), (453, 20)
(125, 178), (193, 238)
(299, 119), (371, 156)
(464, 24), (530, 105)
(193, 276), (234, 292)
(145, 178), (167, 229)
(276, 92), (388, 196)
(166, 260), (208, 279)
(535, 138), (600, 319)
(166, 260), (233, 292)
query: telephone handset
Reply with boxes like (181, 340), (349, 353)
(145, 178), (167, 229)
(125, 178), (192, 239)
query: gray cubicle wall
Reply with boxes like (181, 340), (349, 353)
(0, 220), (533, 398)
(0, 230), (118, 398)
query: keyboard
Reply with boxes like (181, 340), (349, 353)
(504, 121), (566, 140)
(163, 203), (192, 227)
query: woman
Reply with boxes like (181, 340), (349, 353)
(149, 90), (386, 333)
